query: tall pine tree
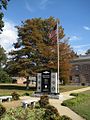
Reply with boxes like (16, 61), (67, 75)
(0, 0), (10, 33)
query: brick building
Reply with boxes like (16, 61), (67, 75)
(70, 54), (90, 85)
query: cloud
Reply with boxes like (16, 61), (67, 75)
(40, 0), (49, 9)
(69, 35), (81, 41)
(75, 49), (86, 55)
(83, 26), (90, 31)
(25, 2), (33, 12)
(72, 44), (90, 55)
(0, 20), (18, 53)
(73, 44), (90, 49)
(40, 0), (48, 5)
(25, 0), (51, 12)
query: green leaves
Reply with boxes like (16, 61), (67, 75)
(0, 45), (7, 68)
(1, 0), (8, 9)
(0, 0), (10, 32)
(0, 69), (12, 83)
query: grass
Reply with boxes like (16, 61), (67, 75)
(0, 84), (87, 96)
(0, 84), (35, 96)
(59, 85), (86, 92)
(62, 90), (90, 120)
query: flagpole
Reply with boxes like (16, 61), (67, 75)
(57, 20), (59, 94)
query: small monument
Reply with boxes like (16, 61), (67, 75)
(34, 70), (61, 99)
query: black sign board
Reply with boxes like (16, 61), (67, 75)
(41, 70), (51, 93)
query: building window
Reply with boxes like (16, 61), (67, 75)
(75, 65), (79, 70)
(75, 75), (80, 83)
(82, 64), (88, 71)
(87, 65), (90, 71)
(69, 76), (72, 81)
(85, 74), (89, 83)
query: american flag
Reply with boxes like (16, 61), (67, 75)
(49, 24), (57, 43)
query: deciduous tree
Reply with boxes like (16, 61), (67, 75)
(6, 17), (74, 86)
(85, 49), (90, 55)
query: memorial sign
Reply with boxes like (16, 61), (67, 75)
(41, 70), (51, 93)
(36, 70), (58, 94)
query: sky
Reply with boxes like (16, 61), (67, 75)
(0, 0), (90, 54)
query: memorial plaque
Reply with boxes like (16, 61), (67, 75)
(36, 71), (58, 94)
(41, 70), (51, 93)
(51, 73), (58, 93)
(37, 73), (42, 92)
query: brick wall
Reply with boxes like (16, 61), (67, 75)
(70, 55), (90, 85)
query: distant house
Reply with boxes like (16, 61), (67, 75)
(12, 77), (26, 84)
(70, 54), (90, 85)
(12, 76), (36, 84)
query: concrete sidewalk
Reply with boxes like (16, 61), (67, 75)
(49, 87), (90, 120)
(49, 99), (85, 120)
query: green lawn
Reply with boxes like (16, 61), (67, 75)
(0, 84), (35, 96)
(59, 85), (86, 92)
(62, 90), (90, 120)
(0, 84), (86, 96)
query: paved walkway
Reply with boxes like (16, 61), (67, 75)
(49, 87), (90, 120)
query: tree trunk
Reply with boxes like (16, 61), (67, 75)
(26, 76), (30, 90)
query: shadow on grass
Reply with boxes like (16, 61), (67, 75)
(0, 84), (36, 91)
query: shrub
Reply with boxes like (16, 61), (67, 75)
(11, 92), (20, 100)
(61, 101), (67, 106)
(1, 107), (45, 120)
(81, 83), (85, 86)
(43, 105), (60, 120)
(61, 98), (77, 106)
(35, 102), (40, 109)
(60, 115), (72, 120)
(70, 93), (78, 96)
(0, 104), (6, 117)
(39, 95), (49, 108)
(23, 92), (30, 96)
(46, 104), (60, 116)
